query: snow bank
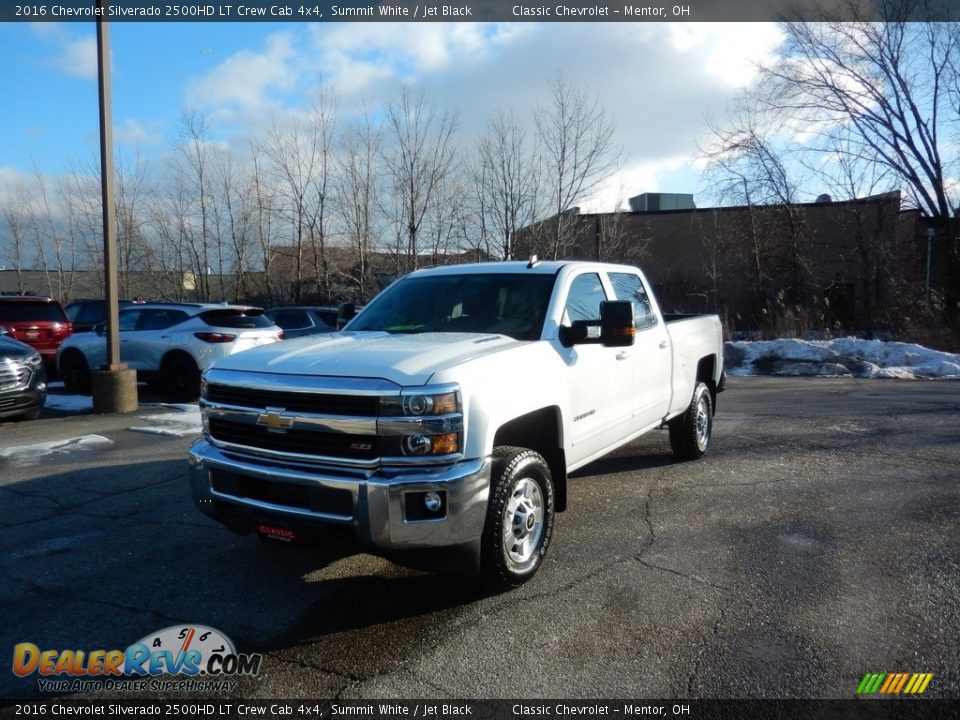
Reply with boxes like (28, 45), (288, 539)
(0, 434), (113, 466)
(44, 393), (94, 413)
(725, 337), (960, 379)
(128, 404), (202, 437)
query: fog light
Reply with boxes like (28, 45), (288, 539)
(424, 491), (442, 512)
(402, 434), (432, 455)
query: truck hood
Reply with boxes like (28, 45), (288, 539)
(210, 331), (526, 386)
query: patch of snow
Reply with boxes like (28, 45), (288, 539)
(0, 434), (113, 466)
(129, 404), (202, 437)
(725, 337), (960, 379)
(44, 393), (93, 413)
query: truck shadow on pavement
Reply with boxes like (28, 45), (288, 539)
(0, 460), (481, 699)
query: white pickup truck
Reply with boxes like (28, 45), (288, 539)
(188, 260), (725, 588)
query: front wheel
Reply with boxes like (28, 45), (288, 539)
(162, 354), (201, 402)
(668, 381), (713, 460)
(59, 350), (91, 394)
(480, 446), (555, 590)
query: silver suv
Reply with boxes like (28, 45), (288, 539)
(57, 303), (282, 401)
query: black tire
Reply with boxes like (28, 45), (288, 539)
(669, 381), (713, 460)
(162, 354), (201, 402)
(59, 350), (91, 394)
(480, 446), (555, 590)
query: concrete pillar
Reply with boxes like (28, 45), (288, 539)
(91, 367), (138, 414)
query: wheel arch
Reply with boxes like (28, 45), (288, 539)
(492, 406), (567, 512)
(696, 354), (719, 413)
(160, 348), (199, 371)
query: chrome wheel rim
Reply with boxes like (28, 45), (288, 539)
(695, 395), (710, 451)
(502, 477), (544, 573)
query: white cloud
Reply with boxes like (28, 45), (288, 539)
(27, 24), (100, 80)
(54, 35), (98, 79)
(114, 118), (162, 148)
(668, 23), (783, 88)
(186, 32), (298, 117)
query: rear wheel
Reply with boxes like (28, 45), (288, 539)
(59, 350), (91, 394)
(161, 354), (201, 402)
(480, 446), (555, 590)
(669, 381), (712, 460)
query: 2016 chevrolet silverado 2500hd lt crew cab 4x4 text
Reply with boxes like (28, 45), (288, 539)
(188, 260), (725, 589)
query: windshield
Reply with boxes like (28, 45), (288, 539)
(348, 273), (555, 341)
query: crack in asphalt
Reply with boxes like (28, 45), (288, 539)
(259, 650), (363, 695)
(0, 474), (185, 530)
(686, 603), (727, 696)
(0, 564), (185, 626)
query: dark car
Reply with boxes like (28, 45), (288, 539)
(65, 299), (134, 333)
(0, 330), (47, 421)
(0, 296), (72, 371)
(264, 304), (359, 339)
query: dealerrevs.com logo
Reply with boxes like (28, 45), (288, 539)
(12, 625), (262, 693)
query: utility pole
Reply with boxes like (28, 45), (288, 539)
(92, 0), (138, 413)
(925, 226), (934, 304)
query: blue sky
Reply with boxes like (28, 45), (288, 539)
(0, 21), (784, 210)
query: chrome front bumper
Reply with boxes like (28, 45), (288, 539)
(188, 439), (490, 550)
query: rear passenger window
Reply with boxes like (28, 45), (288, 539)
(273, 310), (311, 330)
(608, 272), (656, 329)
(564, 273), (608, 324)
(200, 309), (273, 329)
(136, 310), (187, 331)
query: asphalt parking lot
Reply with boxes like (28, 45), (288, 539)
(0, 377), (958, 700)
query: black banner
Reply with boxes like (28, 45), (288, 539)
(1, 0), (958, 23)
(2, 700), (960, 720)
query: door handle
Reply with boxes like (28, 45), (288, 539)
(659, 340), (669, 349)
(616, 351), (630, 360)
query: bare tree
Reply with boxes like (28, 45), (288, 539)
(473, 110), (541, 260)
(758, 6), (959, 218)
(535, 70), (620, 259)
(263, 87), (338, 303)
(382, 86), (458, 272)
(335, 109), (382, 301)
(0, 182), (30, 294)
(172, 110), (216, 301)
(249, 142), (278, 305)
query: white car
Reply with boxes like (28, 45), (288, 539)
(58, 303), (283, 401)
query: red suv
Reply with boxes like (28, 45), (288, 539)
(0, 296), (73, 371)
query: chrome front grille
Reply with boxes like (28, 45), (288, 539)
(0, 359), (30, 392)
(208, 418), (378, 460)
(201, 369), (396, 468)
(206, 383), (377, 416)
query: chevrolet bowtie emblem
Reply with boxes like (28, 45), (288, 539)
(257, 408), (294, 433)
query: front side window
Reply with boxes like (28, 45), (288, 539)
(348, 273), (555, 341)
(608, 272), (656, 329)
(564, 273), (608, 324)
(118, 310), (142, 332)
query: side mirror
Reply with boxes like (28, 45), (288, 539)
(0, 326), (8, 336)
(94, 322), (106, 336)
(559, 301), (636, 347)
(599, 300), (635, 347)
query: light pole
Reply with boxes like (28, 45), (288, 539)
(93, 0), (138, 413)
(925, 226), (935, 304)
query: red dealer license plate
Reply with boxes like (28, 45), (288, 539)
(256, 523), (297, 542)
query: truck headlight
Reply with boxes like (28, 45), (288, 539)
(380, 388), (460, 417)
(25, 353), (43, 368)
(379, 385), (463, 460)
